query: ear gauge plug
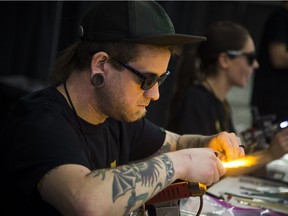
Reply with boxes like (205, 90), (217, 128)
(90, 73), (105, 88)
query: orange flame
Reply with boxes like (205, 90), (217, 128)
(222, 155), (261, 168)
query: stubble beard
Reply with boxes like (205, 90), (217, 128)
(97, 87), (146, 123)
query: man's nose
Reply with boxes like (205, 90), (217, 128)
(144, 83), (160, 101)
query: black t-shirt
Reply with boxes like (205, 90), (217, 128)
(167, 85), (235, 135)
(1, 85), (165, 215)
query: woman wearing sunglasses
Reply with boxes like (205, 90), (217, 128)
(166, 21), (259, 136)
(166, 21), (288, 178)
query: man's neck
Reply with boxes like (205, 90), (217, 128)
(57, 74), (107, 125)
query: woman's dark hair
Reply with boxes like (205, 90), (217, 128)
(165, 21), (250, 130)
(49, 41), (180, 84)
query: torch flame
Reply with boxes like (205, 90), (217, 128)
(222, 155), (260, 168)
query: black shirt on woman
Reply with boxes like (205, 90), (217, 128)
(167, 84), (235, 135)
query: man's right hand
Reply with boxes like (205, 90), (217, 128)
(168, 148), (226, 186)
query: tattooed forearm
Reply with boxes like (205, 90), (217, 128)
(177, 135), (206, 150)
(88, 155), (175, 215)
(111, 162), (155, 203)
(114, 159), (163, 195)
(176, 140), (185, 150)
(163, 130), (180, 152)
(158, 143), (171, 154)
(91, 169), (106, 180)
(114, 157), (170, 214)
(160, 154), (175, 184)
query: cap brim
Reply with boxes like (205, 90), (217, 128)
(123, 34), (206, 45)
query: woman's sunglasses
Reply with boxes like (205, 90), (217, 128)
(111, 57), (170, 90)
(225, 50), (257, 66)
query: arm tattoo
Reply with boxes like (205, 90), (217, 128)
(191, 137), (203, 148)
(177, 136), (204, 150)
(176, 141), (185, 150)
(91, 169), (106, 180)
(89, 155), (175, 215)
(160, 154), (175, 184)
(158, 143), (171, 154)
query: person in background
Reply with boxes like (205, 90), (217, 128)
(166, 21), (259, 135)
(166, 20), (288, 178)
(0, 2), (245, 216)
(251, 1), (288, 123)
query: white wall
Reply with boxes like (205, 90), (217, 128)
(227, 74), (255, 134)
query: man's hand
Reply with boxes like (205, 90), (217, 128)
(169, 148), (226, 186)
(208, 132), (245, 161)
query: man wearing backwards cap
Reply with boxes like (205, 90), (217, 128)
(1, 1), (244, 215)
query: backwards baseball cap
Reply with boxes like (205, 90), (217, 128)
(79, 1), (206, 45)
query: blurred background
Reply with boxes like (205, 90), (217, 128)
(0, 1), (282, 133)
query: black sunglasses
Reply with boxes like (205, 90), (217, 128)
(225, 50), (257, 66)
(111, 58), (170, 90)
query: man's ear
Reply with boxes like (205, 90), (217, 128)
(91, 51), (109, 72)
(90, 52), (109, 88)
(90, 72), (105, 88)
